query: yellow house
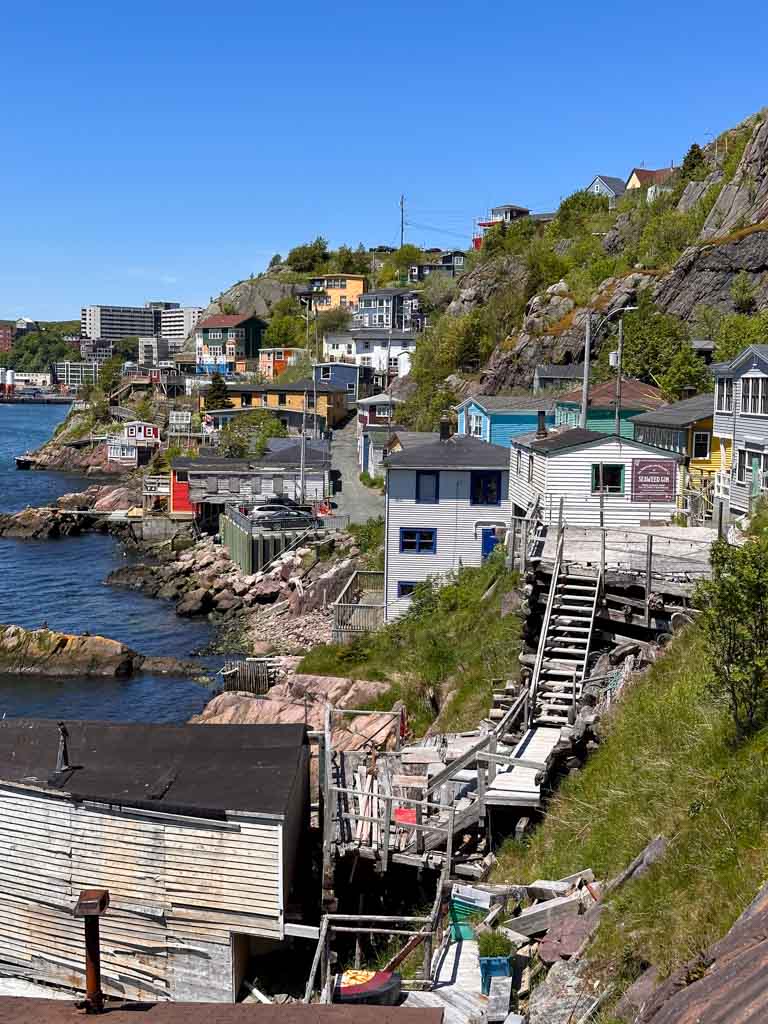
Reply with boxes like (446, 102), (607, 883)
(262, 378), (348, 428)
(625, 167), (674, 191)
(309, 274), (366, 312)
(631, 392), (730, 496)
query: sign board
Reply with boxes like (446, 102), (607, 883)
(631, 459), (677, 502)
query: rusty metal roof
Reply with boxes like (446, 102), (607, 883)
(0, 1001), (444, 1024)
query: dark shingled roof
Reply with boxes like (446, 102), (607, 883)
(462, 393), (555, 412)
(592, 175), (626, 195)
(0, 720), (308, 820)
(630, 392), (714, 428)
(385, 434), (509, 470)
(0, 1002), (445, 1024)
(513, 426), (685, 460)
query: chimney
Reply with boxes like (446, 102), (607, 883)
(536, 410), (548, 439)
(74, 889), (110, 1014)
(439, 415), (451, 442)
(55, 722), (70, 773)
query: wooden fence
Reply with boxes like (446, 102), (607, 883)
(220, 658), (280, 694)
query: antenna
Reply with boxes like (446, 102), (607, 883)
(399, 194), (405, 249)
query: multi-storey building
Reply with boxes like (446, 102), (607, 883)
(79, 338), (114, 363)
(258, 347), (306, 381)
(353, 289), (423, 331)
(81, 304), (157, 342)
(0, 324), (13, 353)
(194, 314), (266, 374)
(323, 329), (417, 378)
(52, 362), (99, 388)
(308, 274), (366, 311)
(160, 305), (203, 341)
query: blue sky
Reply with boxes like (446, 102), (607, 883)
(2, 0), (766, 320)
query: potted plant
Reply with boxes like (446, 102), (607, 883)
(477, 929), (514, 996)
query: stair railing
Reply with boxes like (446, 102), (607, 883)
(527, 527), (565, 729)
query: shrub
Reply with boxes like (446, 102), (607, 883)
(730, 271), (756, 313)
(477, 930), (513, 958)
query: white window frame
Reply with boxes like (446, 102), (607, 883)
(207, 329), (223, 340)
(468, 412), (484, 438)
(716, 378), (733, 413)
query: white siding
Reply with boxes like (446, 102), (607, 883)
(0, 786), (284, 1002)
(542, 438), (680, 527)
(509, 445), (546, 513)
(385, 468), (511, 618)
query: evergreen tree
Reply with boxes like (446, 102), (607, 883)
(658, 344), (712, 401)
(681, 143), (706, 180)
(205, 372), (232, 409)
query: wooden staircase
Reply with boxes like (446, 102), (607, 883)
(527, 529), (602, 731)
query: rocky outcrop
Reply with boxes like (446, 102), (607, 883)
(653, 228), (768, 319)
(478, 272), (653, 392)
(0, 624), (137, 677)
(26, 438), (124, 476)
(700, 115), (768, 241)
(192, 668), (400, 750)
(523, 280), (575, 335)
(57, 483), (140, 512)
(446, 255), (529, 318)
(188, 273), (312, 347)
(0, 507), (95, 539)
(677, 170), (723, 214)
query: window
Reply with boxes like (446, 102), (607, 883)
(400, 528), (436, 553)
(307, 392), (315, 409)
(275, 351), (283, 360)
(278, 393), (287, 406)
(360, 357), (372, 367)
(591, 463), (624, 494)
(516, 449), (521, 475)
(388, 357), (399, 371)
(742, 376), (768, 415)
(397, 581), (417, 598)
(175, 469), (188, 482)
(469, 412), (484, 438)
(207, 330), (222, 340)
(693, 431), (711, 460)
(416, 471), (439, 503)
(320, 366), (331, 380)
(528, 455), (534, 483)
(716, 378), (733, 412)
(375, 405), (391, 418)
(346, 382), (356, 392)
(471, 471), (502, 506)
(241, 393), (252, 407)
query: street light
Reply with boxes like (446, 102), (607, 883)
(579, 305), (637, 431)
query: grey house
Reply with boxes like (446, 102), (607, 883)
(585, 175), (627, 205)
(533, 363), (585, 393)
(712, 344), (768, 515)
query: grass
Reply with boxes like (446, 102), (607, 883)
(298, 552), (520, 737)
(492, 626), (768, 997)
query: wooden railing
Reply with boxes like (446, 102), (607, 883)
(332, 570), (385, 642)
(527, 526), (565, 728)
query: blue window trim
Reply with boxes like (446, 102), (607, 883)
(470, 470), (503, 506)
(397, 581), (417, 598)
(415, 470), (440, 503)
(399, 528), (437, 554)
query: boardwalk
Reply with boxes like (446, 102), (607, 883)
(402, 939), (485, 1024)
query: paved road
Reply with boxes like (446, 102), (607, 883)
(331, 417), (385, 525)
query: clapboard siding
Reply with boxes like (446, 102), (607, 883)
(509, 438), (681, 527)
(385, 468), (511, 617)
(713, 369), (768, 512)
(0, 785), (284, 1002)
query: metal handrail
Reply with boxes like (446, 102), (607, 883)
(527, 527), (565, 728)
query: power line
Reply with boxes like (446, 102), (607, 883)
(405, 218), (472, 241)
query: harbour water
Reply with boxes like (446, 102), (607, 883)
(0, 404), (216, 722)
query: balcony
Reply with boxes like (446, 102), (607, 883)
(332, 571), (385, 643)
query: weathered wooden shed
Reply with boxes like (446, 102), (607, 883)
(0, 720), (310, 1003)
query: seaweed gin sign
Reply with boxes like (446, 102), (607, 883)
(631, 459), (677, 501)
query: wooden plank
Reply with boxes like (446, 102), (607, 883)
(509, 892), (584, 937)
(487, 976), (513, 1023)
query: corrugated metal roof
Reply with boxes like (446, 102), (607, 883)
(556, 378), (665, 410)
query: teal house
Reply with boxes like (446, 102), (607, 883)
(554, 378), (664, 438)
(455, 394), (555, 448)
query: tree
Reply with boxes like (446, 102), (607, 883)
(218, 410), (287, 458)
(330, 244), (370, 275)
(731, 271), (757, 314)
(286, 236), (330, 273)
(714, 310), (768, 362)
(98, 355), (124, 397)
(112, 336), (139, 361)
(269, 296), (302, 318)
(695, 536), (768, 738)
(269, 253), (282, 268)
(595, 294), (690, 384)
(205, 372), (232, 409)
(263, 315), (304, 349)
(681, 142), (706, 180)
(315, 307), (352, 336)
(657, 343), (713, 401)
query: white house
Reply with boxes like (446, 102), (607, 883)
(0, 720), (309, 1003)
(107, 421), (161, 467)
(323, 330), (417, 377)
(509, 422), (684, 526)
(383, 426), (511, 619)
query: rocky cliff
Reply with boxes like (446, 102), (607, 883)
(699, 114), (768, 240)
(0, 625), (137, 677)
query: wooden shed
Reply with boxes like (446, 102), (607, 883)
(0, 720), (309, 1003)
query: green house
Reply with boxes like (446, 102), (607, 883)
(555, 378), (664, 438)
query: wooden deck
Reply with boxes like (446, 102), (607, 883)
(401, 939), (485, 1024)
(485, 726), (563, 808)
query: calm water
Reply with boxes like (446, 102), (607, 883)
(0, 404), (216, 722)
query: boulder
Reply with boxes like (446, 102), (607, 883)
(214, 590), (243, 614)
(0, 624), (137, 677)
(528, 960), (594, 1024)
(176, 588), (214, 617)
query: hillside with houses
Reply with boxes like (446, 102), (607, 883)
(5, 107), (768, 1024)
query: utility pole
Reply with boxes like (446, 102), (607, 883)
(399, 194), (405, 249)
(614, 317), (624, 436)
(299, 401), (306, 503)
(579, 312), (591, 429)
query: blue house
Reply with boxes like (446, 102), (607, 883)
(455, 394), (555, 448)
(313, 362), (376, 407)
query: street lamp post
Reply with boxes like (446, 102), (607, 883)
(579, 305), (637, 432)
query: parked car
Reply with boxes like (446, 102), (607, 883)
(249, 506), (317, 529)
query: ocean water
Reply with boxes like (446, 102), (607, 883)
(0, 403), (217, 722)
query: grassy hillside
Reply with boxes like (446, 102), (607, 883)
(492, 624), (768, 1009)
(298, 550), (520, 735)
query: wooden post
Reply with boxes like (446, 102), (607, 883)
(557, 496), (564, 540)
(599, 491), (604, 528)
(354, 894), (364, 969)
(488, 733), (497, 785)
(520, 520), (528, 574)
(445, 808), (455, 876)
(645, 535), (653, 626)
(600, 528), (606, 578)
(477, 763), (486, 826)
(381, 796), (392, 872)
(415, 803), (424, 855)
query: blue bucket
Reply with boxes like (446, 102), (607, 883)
(479, 955), (511, 996)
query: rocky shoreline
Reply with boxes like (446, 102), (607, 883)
(0, 624), (210, 679)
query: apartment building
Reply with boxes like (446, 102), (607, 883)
(0, 324), (13, 353)
(52, 362), (99, 388)
(160, 305), (203, 341)
(81, 304), (157, 342)
(308, 274), (366, 311)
